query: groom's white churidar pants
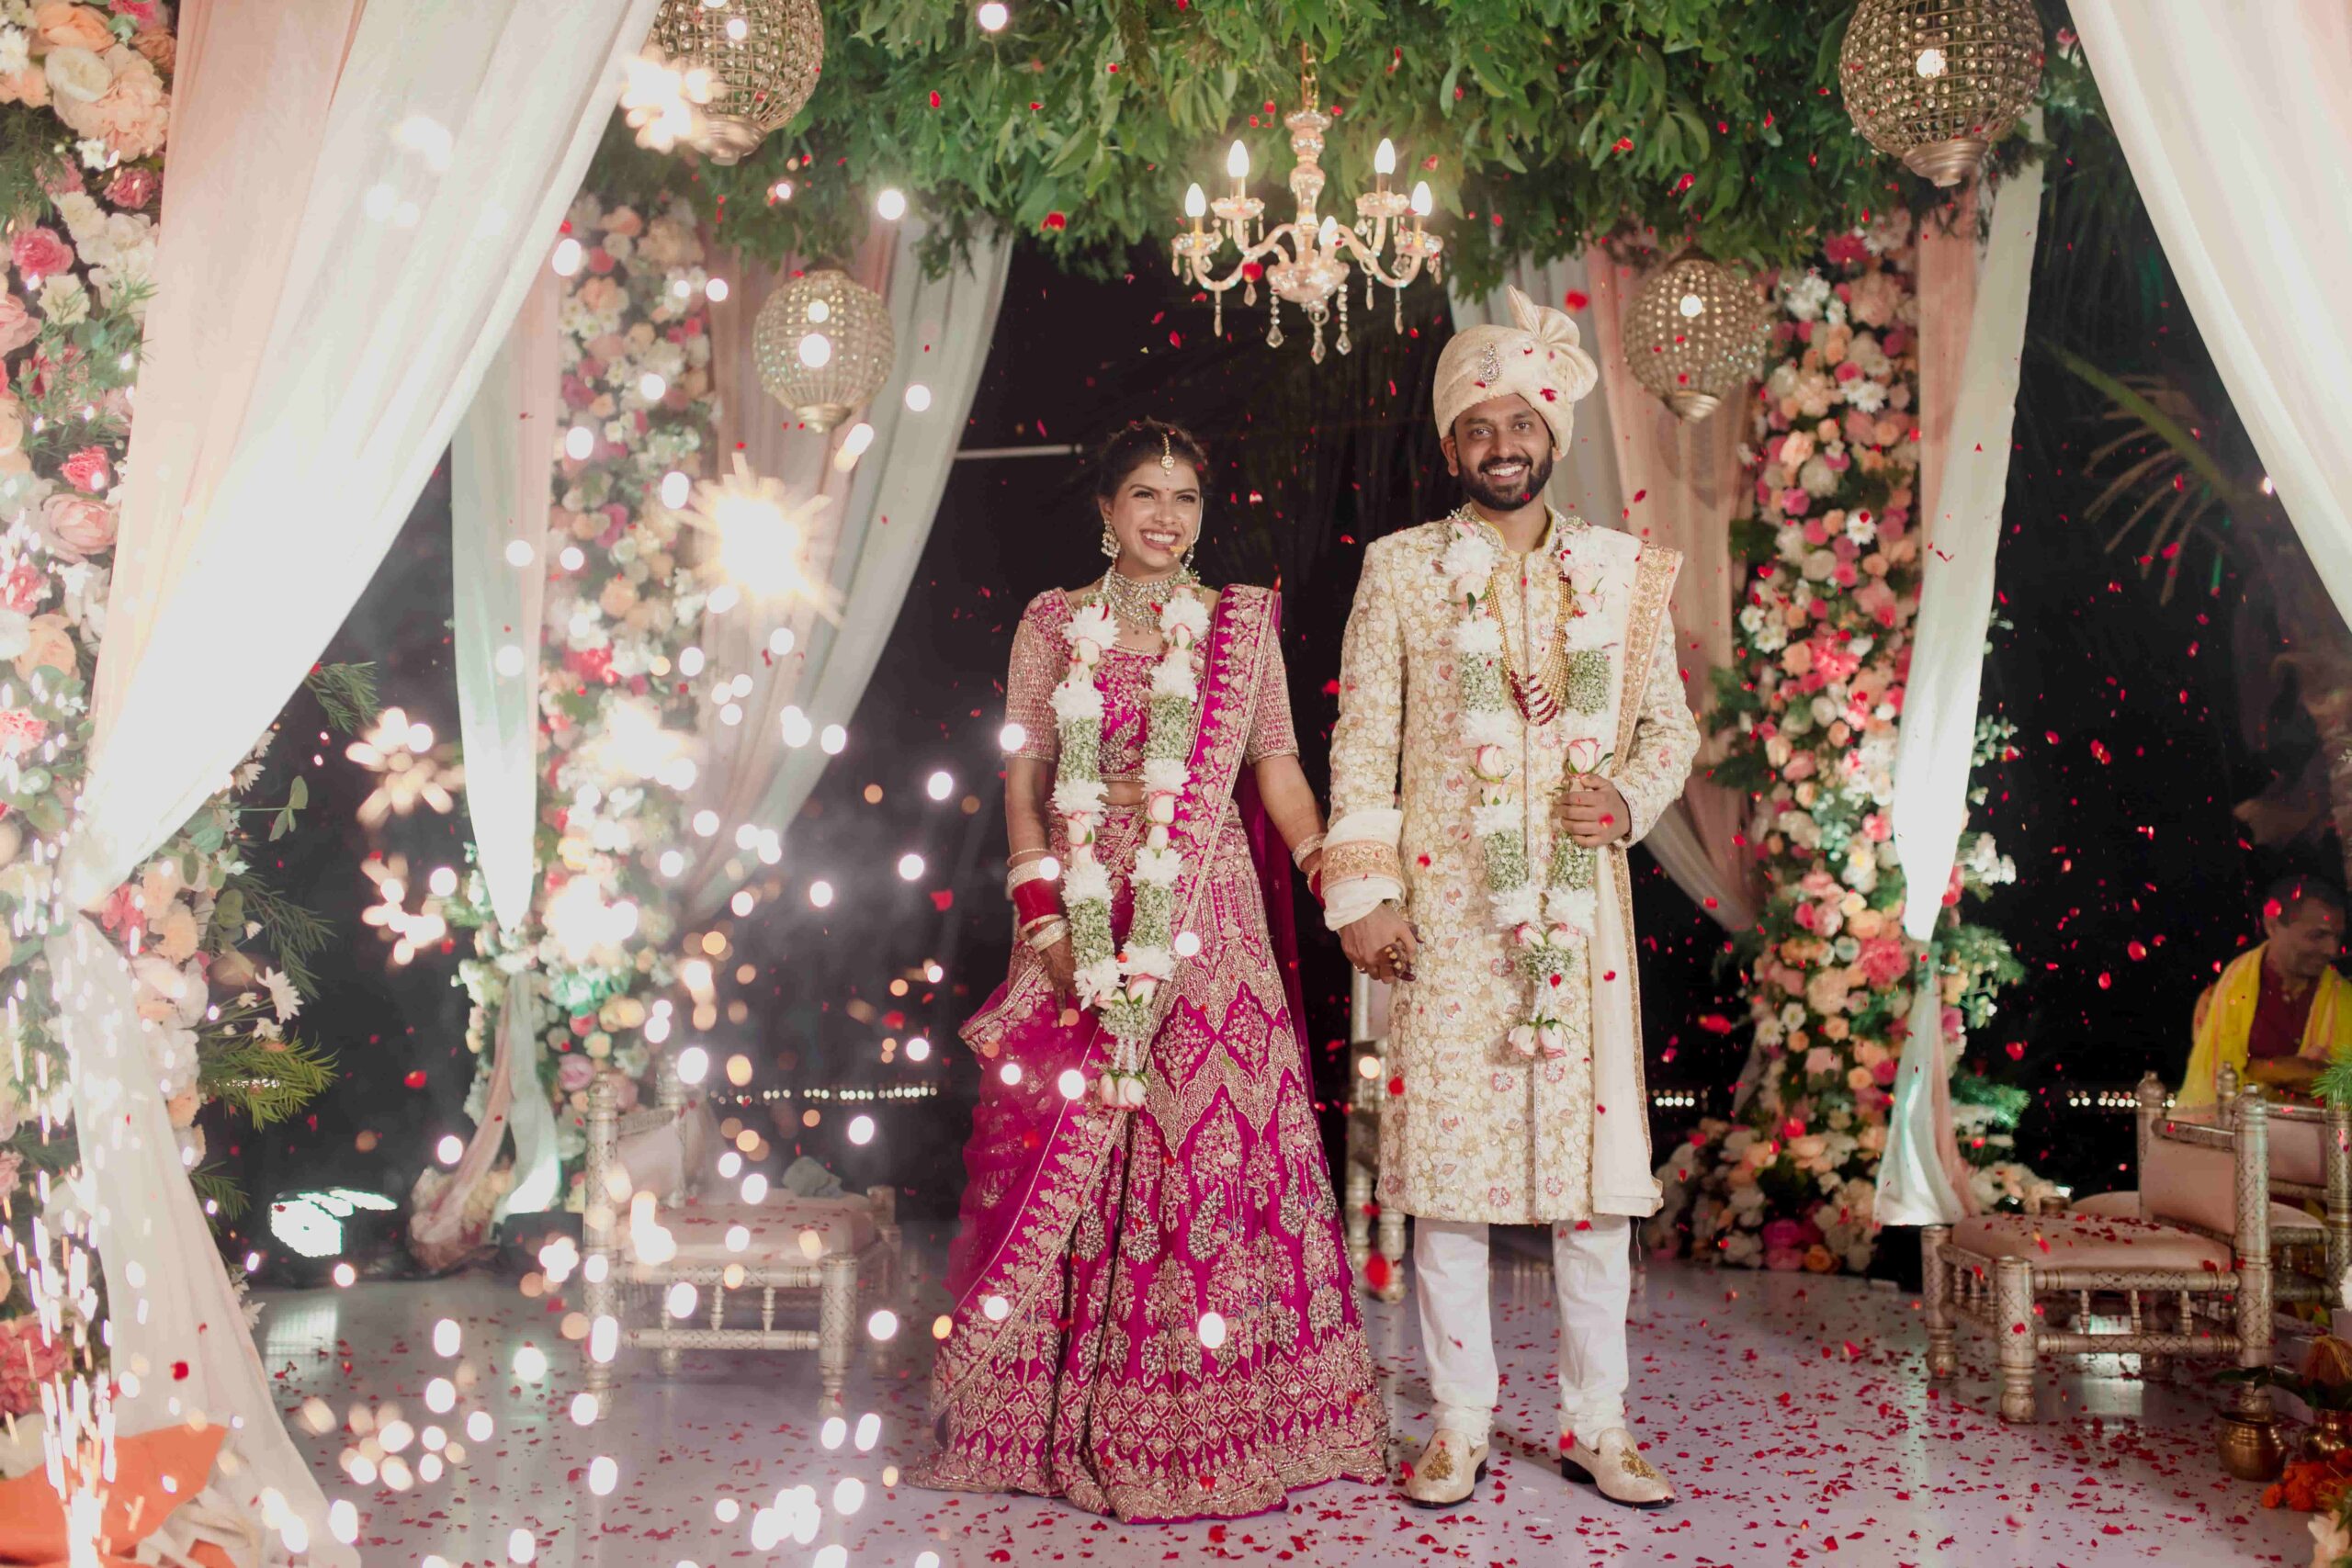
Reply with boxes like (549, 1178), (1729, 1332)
(1414, 1214), (1632, 1448)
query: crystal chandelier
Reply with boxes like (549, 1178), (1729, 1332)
(1624, 253), (1770, 423)
(637, 0), (826, 165)
(1170, 46), (1443, 363)
(753, 268), (895, 432)
(1839, 0), (2042, 186)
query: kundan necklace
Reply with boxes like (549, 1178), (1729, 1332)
(1049, 578), (1210, 1109)
(1097, 560), (1198, 638)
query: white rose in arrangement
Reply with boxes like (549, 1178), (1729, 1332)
(1798, 456), (1838, 497)
(1801, 549), (1837, 582)
(37, 274), (89, 326)
(43, 45), (110, 104)
(1842, 378), (1888, 414)
(1779, 270), (1830, 322)
(0, 610), (28, 661)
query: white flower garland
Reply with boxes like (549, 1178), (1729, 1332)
(1050, 588), (1211, 1108)
(1442, 510), (1614, 1059)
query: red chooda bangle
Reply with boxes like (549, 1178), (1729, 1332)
(1011, 877), (1062, 927)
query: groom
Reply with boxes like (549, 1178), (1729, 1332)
(1321, 288), (1698, 1508)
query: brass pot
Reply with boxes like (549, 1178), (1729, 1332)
(2218, 1413), (2290, 1483)
(2308, 1407), (2352, 1462)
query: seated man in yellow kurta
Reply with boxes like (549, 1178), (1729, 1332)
(2179, 874), (2352, 1109)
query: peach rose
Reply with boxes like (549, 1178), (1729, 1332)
(34, 4), (116, 51)
(0, 69), (49, 107)
(130, 28), (174, 73)
(16, 614), (74, 679)
(597, 574), (639, 617)
(37, 493), (114, 559)
(600, 206), (644, 238)
(54, 50), (168, 162)
(0, 297), (38, 356)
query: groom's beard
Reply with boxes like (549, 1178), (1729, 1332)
(1458, 448), (1554, 512)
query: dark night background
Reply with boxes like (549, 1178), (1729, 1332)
(213, 109), (2329, 1261)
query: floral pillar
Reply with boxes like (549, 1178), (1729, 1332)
(1647, 211), (2033, 1274)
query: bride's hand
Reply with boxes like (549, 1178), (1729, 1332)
(1040, 933), (1078, 1001)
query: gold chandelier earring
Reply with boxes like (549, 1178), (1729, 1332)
(1100, 521), (1120, 559)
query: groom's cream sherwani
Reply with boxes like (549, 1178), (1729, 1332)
(1324, 512), (1700, 1225)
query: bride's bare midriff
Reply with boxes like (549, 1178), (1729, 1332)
(1102, 781), (1146, 808)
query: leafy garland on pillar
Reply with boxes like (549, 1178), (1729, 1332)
(445, 192), (718, 1208)
(0, 1), (345, 1409)
(1645, 211), (2040, 1275)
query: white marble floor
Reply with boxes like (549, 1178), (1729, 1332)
(262, 1230), (2312, 1567)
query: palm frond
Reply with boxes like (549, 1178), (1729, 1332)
(222, 874), (334, 998)
(187, 1165), (250, 1224)
(198, 1033), (337, 1130)
(302, 662), (380, 735)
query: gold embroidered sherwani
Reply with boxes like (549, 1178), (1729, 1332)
(1326, 514), (1700, 1225)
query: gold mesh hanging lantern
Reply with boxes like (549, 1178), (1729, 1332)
(1624, 254), (1770, 423)
(650, 0), (824, 164)
(1839, 0), (2042, 186)
(754, 269), (895, 433)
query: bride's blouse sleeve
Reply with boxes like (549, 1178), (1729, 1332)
(1003, 592), (1063, 764)
(1243, 591), (1299, 766)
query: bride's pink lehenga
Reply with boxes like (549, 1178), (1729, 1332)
(908, 583), (1390, 1522)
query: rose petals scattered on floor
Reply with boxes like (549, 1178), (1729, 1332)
(265, 1229), (2305, 1565)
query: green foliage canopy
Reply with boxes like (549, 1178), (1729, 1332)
(592, 0), (1962, 289)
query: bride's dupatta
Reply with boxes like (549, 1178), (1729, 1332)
(931, 588), (1272, 1408)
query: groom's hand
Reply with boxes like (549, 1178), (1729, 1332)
(1565, 775), (1632, 847)
(1340, 904), (1418, 984)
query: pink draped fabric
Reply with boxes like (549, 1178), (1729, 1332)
(909, 589), (1386, 1522)
(409, 979), (524, 1270)
(1584, 249), (1762, 925)
(680, 227), (895, 918)
(1913, 188), (1982, 551)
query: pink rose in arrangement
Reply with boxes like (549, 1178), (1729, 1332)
(103, 164), (159, 209)
(37, 491), (115, 559)
(555, 1053), (595, 1094)
(59, 445), (110, 493)
(0, 297), (38, 356)
(0, 708), (48, 757)
(0, 1315), (67, 1417)
(10, 226), (73, 282)
(1856, 938), (1910, 988)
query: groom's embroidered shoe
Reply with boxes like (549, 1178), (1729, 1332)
(1562, 1428), (1675, 1508)
(1403, 1428), (1489, 1507)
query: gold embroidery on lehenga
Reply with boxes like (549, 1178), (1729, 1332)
(911, 587), (1390, 1523)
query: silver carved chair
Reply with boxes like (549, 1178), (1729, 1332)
(581, 1071), (899, 1416)
(1345, 970), (1408, 1303)
(1924, 1076), (2300, 1423)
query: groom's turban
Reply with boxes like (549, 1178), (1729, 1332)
(1433, 284), (1600, 459)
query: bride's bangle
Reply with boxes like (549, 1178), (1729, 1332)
(1023, 917), (1069, 952)
(1291, 832), (1326, 870)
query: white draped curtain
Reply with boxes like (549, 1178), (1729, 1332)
(679, 220), (1012, 918)
(2072, 2), (2352, 628)
(422, 265), (567, 1251)
(1875, 148), (2045, 1228)
(62, 0), (658, 1556)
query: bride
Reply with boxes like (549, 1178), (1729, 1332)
(910, 420), (1389, 1520)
